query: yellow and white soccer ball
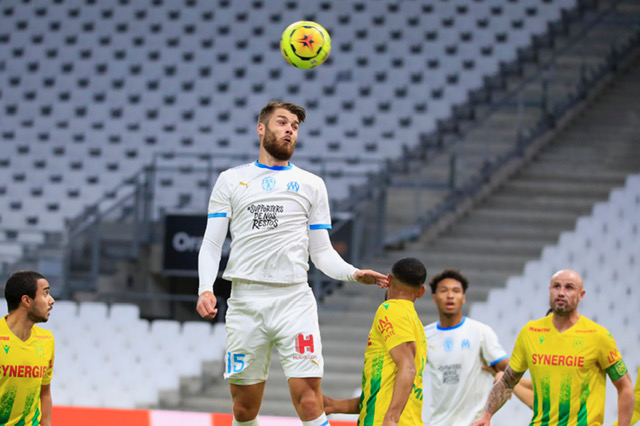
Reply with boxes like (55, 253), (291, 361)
(280, 21), (331, 69)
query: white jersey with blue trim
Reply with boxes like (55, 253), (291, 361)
(423, 316), (508, 426)
(207, 161), (332, 284)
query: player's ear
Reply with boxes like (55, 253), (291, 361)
(20, 294), (32, 308)
(416, 285), (426, 299)
(257, 122), (265, 138)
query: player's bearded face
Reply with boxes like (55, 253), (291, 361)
(263, 123), (296, 161)
(549, 281), (582, 316)
(27, 279), (55, 323)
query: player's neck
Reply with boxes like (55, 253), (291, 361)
(552, 311), (580, 333)
(5, 311), (34, 341)
(257, 151), (290, 168)
(438, 312), (464, 329)
(387, 292), (416, 303)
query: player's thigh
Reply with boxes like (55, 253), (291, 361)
(225, 298), (272, 384)
(273, 288), (324, 379)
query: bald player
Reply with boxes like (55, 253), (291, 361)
(473, 269), (634, 426)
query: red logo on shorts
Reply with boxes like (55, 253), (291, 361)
(295, 334), (315, 354)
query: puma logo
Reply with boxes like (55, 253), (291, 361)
(239, 181), (250, 189)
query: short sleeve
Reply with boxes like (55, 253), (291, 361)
(207, 172), (232, 219)
(42, 338), (55, 386)
(598, 328), (627, 381)
(308, 178), (332, 230)
(373, 303), (415, 352)
(509, 324), (529, 373)
(480, 324), (508, 366)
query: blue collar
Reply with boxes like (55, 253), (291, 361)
(437, 316), (466, 331)
(254, 160), (292, 171)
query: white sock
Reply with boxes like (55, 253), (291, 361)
(302, 413), (330, 426)
(232, 418), (259, 426)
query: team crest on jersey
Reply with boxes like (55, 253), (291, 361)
(287, 181), (300, 192)
(573, 336), (584, 352)
(35, 341), (45, 358)
(444, 337), (454, 353)
(262, 176), (276, 191)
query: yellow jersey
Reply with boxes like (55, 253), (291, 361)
(358, 299), (426, 426)
(510, 314), (627, 426)
(0, 316), (55, 426)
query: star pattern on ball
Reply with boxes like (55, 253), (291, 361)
(295, 33), (316, 50)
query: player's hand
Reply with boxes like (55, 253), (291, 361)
(472, 413), (492, 426)
(196, 291), (218, 319)
(492, 371), (505, 384)
(322, 394), (336, 415)
(354, 269), (389, 288)
(381, 416), (399, 426)
(481, 364), (498, 377)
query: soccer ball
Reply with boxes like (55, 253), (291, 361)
(280, 21), (331, 69)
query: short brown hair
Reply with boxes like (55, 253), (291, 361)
(258, 101), (306, 125)
(428, 269), (469, 294)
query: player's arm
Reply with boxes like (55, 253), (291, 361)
(322, 394), (360, 415)
(383, 341), (417, 426)
(196, 215), (229, 319)
(309, 229), (388, 288)
(612, 372), (634, 426)
(488, 358), (534, 409)
(472, 365), (525, 426)
(40, 384), (52, 426)
(491, 370), (534, 409)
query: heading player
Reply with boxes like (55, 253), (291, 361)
(323, 257), (428, 426)
(424, 269), (532, 425)
(1, 270), (55, 426)
(197, 101), (388, 426)
(473, 269), (634, 426)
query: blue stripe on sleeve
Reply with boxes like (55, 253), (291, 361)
(208, 213), (227, 218)
(309, 224), (332, 230)
(489, 355), (509, 366)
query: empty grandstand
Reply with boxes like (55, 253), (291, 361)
(0, 0), (639, 424)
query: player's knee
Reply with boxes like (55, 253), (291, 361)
(232, 400), (260, 422)
(296, 392), (323, 417)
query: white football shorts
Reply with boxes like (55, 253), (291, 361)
(223, 280), (324, 385)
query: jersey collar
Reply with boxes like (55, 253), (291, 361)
(254, 160), (293, 171)
(437, 316), (466, 331)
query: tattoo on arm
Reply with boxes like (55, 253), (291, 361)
(485, 366), (525, 415)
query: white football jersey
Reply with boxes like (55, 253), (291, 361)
(207, 161), (332, 284)
(423, 316), (508, 426)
